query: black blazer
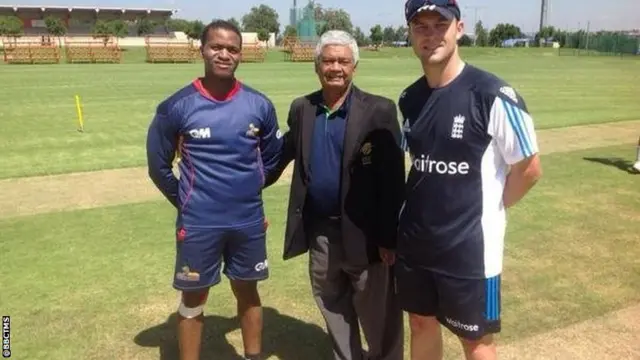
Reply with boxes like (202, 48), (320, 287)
(265, 86), (406, 267)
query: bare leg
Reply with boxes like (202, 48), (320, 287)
(408, 314), (443, 360)
(460, 335), (497, 360)
(230, 279), (263, 358)
(177, 290), (209, 360)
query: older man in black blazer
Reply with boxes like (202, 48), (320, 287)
(265, 30), (405, 360)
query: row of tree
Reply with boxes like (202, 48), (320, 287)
(2, 5), (635, 51)
(224, 4), (408, 46)
(0, 15), (25, 36)
(0, 15), (175, 37)
(474, 22), (637, 50)
(230, 4), (528, 47)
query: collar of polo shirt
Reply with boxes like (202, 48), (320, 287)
(319, 87), (354, 117)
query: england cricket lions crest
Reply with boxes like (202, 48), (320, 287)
(361, 142), (372, 165)
(176, 265), (200, 282)
(451, 115), (465, 139)
(246, 123), (260, 137)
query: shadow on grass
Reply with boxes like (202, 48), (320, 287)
(134, 307), (331, 360)
(583, 157), (638, 174)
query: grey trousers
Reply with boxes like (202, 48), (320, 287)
(308, 219), (404, 360)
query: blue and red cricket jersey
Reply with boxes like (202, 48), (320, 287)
(146, 78), (283, 229)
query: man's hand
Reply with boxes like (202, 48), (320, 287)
(379, 247), (396, 266)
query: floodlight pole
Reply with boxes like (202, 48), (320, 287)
(539, 0), (549, 33)
(463, 6), (486, 46)
(585, 21), (591, 51)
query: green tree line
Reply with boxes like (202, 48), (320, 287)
(1, 4), (637, 53)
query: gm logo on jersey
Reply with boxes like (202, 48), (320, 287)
(188, 127), (211, 139)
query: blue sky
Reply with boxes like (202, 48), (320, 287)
(4, 0), (639, 33)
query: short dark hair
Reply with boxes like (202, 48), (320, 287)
(200, 19), (243, 47)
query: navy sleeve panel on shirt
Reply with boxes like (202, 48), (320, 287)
(146, 104), (180, 208)
(398, 90), (408, 121)
(398, 76), (429, 153)
(398, 89), (411, 153)
(258, 98), (284, 184)
(146, 89), (192, 208)
(263, 98), (301, 187)
(398, 76), (426, 122)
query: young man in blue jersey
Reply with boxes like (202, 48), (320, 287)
(146, 20), (283, 360)
(395, 1), (543, 359)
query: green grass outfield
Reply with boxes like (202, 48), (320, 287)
(0, 47), (639, 179)
(1, 144), (639, 360)
(1, 48), (639, 359)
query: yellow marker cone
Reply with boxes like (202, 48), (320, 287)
(75, 95), (84, 132)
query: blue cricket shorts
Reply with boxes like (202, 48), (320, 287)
(172, 221), (268, 291)
(394, 256), (501, 340)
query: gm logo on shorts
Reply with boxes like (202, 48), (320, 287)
(254, 260), (268, 272)
(445, 317), (479, 332)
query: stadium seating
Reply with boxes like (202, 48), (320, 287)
(282, 36), (298, 53)
(289, 44), (315, 62)
(241, 43), (266, 63)
(2, 37), (61, 64)
(64, 36), (122, 63)
(282, 37), (315, 62)
(145, 37), (199, 63)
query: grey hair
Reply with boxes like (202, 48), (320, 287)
(314, 30), (359, 64)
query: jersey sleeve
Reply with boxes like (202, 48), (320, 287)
(258, 99), (284, 182)
(398, 90), (410, 153)
(487, 88), (539, 165)
(146, 102), (181, 208)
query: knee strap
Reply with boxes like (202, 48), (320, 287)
(178, 300), (204, 319)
